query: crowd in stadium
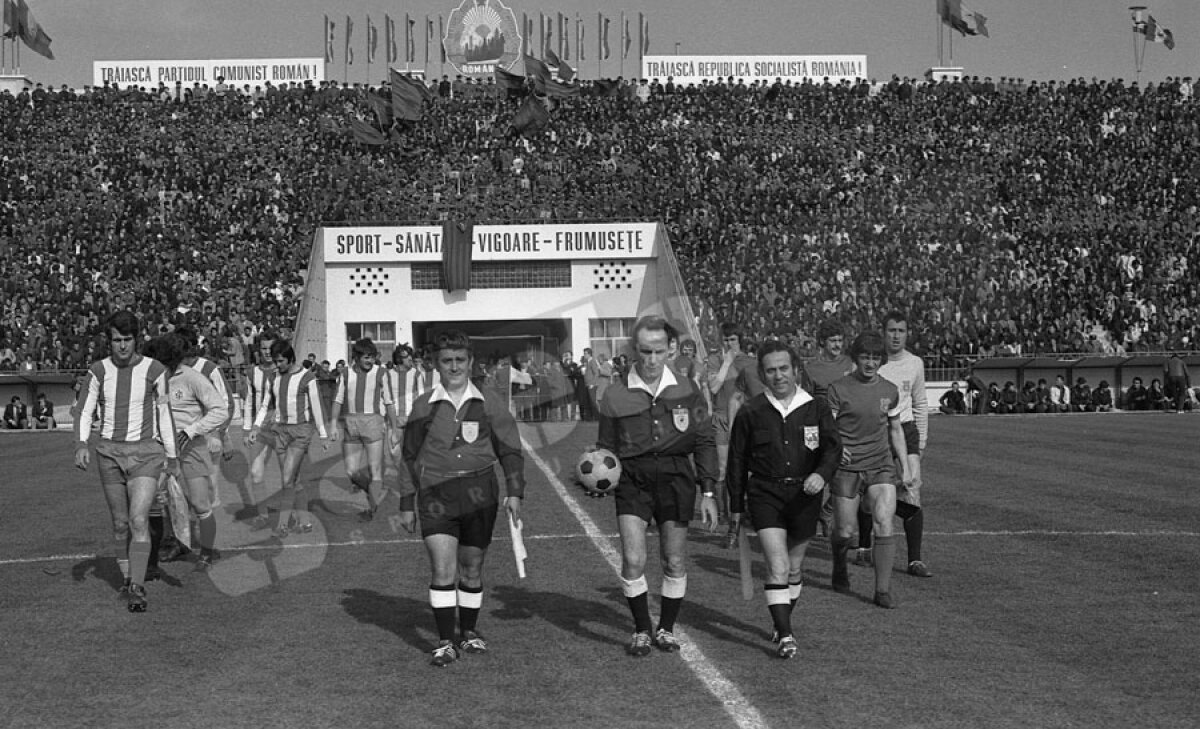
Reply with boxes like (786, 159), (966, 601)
(1, 72), (1197, 378)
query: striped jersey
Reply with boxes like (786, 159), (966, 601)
(254, 365), (328, 437)
(242, 364), (275, 430)
(75, 355), (179, 457)
(191, 356), (233, 430)
(335, 364), (393, 415)
(387, 367), (420, 419)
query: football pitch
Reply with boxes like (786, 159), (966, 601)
(2, 414), (1198, 729)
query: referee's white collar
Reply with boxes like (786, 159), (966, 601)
(627, 365), (678, 398)
(765, 387), (812, 417)
(429, 381), (484, 408)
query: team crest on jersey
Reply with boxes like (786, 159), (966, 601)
(672, 406), (689, 432)
(880, 398), (891, 413)
(460, 421), (479, 443)
(804, 426), (819, 450)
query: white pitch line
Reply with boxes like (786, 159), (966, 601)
(522, 440), (769, 729)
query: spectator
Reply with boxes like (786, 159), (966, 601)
(1148, 378), (1168, 411)
(32, 392), (56, 428)
(1093, 380), (1114, 412)
(4, 395), (31, 429)
(1071, 377), (1093, 412)
(1126, 376), (1149, 410)
(938, 382), (967, 415)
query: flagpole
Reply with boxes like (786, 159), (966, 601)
(597, 12), (601, 79)
(619, 12), (625, 79)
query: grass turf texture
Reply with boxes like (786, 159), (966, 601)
(2, 413), (1199, 728)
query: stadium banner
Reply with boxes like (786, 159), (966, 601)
(93, 58), (325, 89)
(443, 0), (522, 77)
(323, 223), (659, 263)
(641, 54), (867, 86)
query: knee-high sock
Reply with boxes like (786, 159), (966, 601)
(621, 575), (652, 633)
(197, 511), (217, 553)
(873, 535), (897, 594)
(128, 541), (151, 586)
(857, 509), (873, 549)
(659, 574), (687, 632)
(457, 583), (483, 634)
(831, 536), (852, 576)
(430, 584), (457, 641)
(904, 508), (924, 563)
(148, 515), (163, 568)
(766, 583), (792, 638)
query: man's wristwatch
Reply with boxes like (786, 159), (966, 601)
(702, 491), (715, 498)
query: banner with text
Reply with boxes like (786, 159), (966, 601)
(323, 223), (659, 264)
(93, 58), (325, 89)
(642, 54), (867, 86)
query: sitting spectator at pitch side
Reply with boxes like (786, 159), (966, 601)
(1033, 379), (1053, 413)
(1093, 381), (1114, 412)
(985, 382), (1001, 414)
(1071, 377), (1093, 412)
(999, 381), (1019, 414)
(3, 395), (30, 429)
(1126, 377), (1149, 410)
(1049, 376), (1072, 413)
(1148, 379), (1168, 411)
(938, 382), (967, 415)
(32, 393), (56, 429)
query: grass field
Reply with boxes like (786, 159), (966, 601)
(2, 413), (1199, 729)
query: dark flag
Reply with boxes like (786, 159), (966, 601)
(442, 219), (474, 292)
(349, 117), (386, 145)
(545, 77), (579, 98)
(324, 15), (336, 63)
(524, 54), (552, 93)
(495, 67), (526, 91)
(367, 90), (392, 127)
(345, 15), (355, 64)
(593, 79), (620, 97)
(512, 94), (549, 135)
(385, 14), (397, 64)
(545, 48), (562, 67)
(390, 68), (429, 121)
(12, 0), (53, 59)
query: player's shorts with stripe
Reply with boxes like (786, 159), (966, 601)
(343, 413), (386, 444)
(272, 422), (315, 454)
(418, 468), (500, 549)
(179, 437), (214, 481)
(831, 467), (897, 499)
(95, 439), (165, 485)
(615, 454), (697, 525)
(745, 476), (822, 540)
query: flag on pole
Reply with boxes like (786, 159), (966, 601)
(512, 94), (549, 135)
(442, 218), (474, 292)
(495, 67), (525, 91)
(600, 14), (611, 60)
(640, 13), (650, 54)
(324, 15), (336, 63)
(350, 117), (386, 145)
(622, 14), (632, 59)
(558, 13), (568, 60)
(386, 14), (397, 65)
(1143, 15), (1175, 49)
(426, 17), (434, 64)
(2, 0), (16, 39)
(577, 14), (585, 61)
(438, 15), (446, 62)
(367, 16), (378, 64)
(938, 0), (976, 37)
(345, 15), (354, 64)
(971, 12), (989, 38)
(539, 12), (547, 57)
(544, 48), (562, 67)
(406, 14), (415, 63)
(9, 0), (53, 59)
(390, 68), (430, 121)
(524, 54), (551, 93)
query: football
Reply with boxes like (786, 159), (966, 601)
(576, 448), (622, 496)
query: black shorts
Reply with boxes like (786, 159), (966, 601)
(418, 470), (500, 549)
(614, 454), (696, 525)
(746, 477), (822, 541)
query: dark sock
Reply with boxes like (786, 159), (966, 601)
(831, 537), (851, 577)
(787, 580), (803, 614)
(626, 592), (653, 633)
(148, 515), (163, 568)
(128, 541), (151, 585)
(857, 509), (874, 549)
(197, 513), (217, 553)
(873, 535), (897, 594)
(765, 583), (791, 637)
(904, 508), (924, 563)
(457, 583), (483, 634)
(430, 584), (457, 642)
(658, 597), (683, 633)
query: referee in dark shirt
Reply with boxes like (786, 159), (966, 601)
(727, 340), (841, 659)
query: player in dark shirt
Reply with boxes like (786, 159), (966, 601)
(727, 340), (841, 658)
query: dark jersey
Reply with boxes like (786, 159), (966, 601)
(826, 374), (900, 472)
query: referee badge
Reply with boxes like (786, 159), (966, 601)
(803, 426), (819, 450)
(672, 406), (689, 432)
(460, 421), (479, 443)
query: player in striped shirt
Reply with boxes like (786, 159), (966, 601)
(144, 334), (229, 571)
(386, 345), (419, 505)
(242, 334), (279, 528)
(74, 310), (180, 613)
(330, 338), (399, 522)
(248, 340), (329, 536)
